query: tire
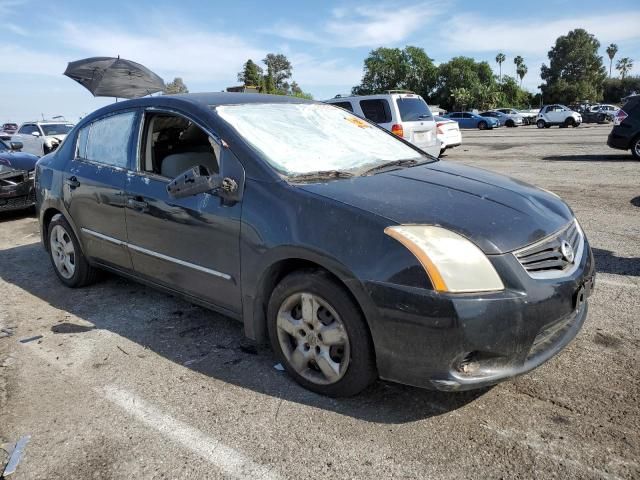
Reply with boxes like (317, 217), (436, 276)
(267, 270), (377, 397)
(597, 113), (605, 123)
(564, 117), (575, 128)
(478, 121), (488, 130)
(632, 135), (640, 160)
(506, 119), (515, 128)
(47, 214), (98, 287)
(536, 119), (546, 129)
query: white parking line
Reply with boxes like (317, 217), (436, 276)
(102, 385), (281, 480)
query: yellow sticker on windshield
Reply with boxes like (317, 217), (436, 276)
(345, 116), (370, 128)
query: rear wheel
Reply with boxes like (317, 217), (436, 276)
(536, 119), (546, 129)
(478, 121), (488, 130)
(506, 119), (515, 128)
(564, 117), (576, 128)
(632, 135), (640, 160)
(267, 270), (377, 397)
(47, 215), (98, 287)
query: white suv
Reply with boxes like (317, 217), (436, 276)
(11, 121), (74, 156)
(536, 105), (582, 129)
(326, 91), (440, 157)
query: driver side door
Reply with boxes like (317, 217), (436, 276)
(124, 109), (243, 314)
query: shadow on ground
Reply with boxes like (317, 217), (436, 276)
(543, 154), (635, 162)
(0, 242), (487, 424)
(0, 207), (36, 223)
(593, 247), (640, 277)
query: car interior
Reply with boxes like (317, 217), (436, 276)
(141, 113), (220, 179)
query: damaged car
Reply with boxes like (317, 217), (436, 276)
(0, 139), (38, 211)
(36, 93), (595, 396)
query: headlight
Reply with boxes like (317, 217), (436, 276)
(385, 225), (504, 293)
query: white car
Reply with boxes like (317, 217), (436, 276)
(495, 108), (529, 125)
(536, 105), (582, 129)
(326, 91), (441, 157)
(11, 121), (74, 156)
(434, 116), (462, 154)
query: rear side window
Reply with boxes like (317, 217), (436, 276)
(76, 111), (136, 168)
(623, 98), (640, 115)
(395, 98), (432, 121)
(359, 99), (391, 123)
(331, 101), (354, 112)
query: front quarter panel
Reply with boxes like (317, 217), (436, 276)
(240, 178), (429, 343)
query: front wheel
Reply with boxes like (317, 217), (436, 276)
(564, 117), (576, 128)
(536, 119), (546, 129)
(506, 119), (515, 128)
(478, 121), (488, 130)
(47, 215), (98, 287)
(267, 271), (377, 397)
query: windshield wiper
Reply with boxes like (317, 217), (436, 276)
(360, 158), (426, 176)
(288, 170), (354, 183)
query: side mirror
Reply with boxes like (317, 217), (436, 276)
(31, 131), (41, 137)
(10, 141), (23, 151)
(166, 165), (238, 200)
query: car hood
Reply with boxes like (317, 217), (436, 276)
(297, 161), (573, 254)
(0, 151), (39, 171)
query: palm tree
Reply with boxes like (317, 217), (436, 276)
(616, 57), (633, 80)
(517, 64), (528, 88)
(495, 53), (506, 82)
(513, 55), (524, 76)
(606, 43), (618, 78)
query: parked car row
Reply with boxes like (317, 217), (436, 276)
(607, 94), (640, 159)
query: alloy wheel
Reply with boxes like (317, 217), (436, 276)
(634, 138), (640, 158)
(49, 225), (76, 279)
(276, 292), (350, 385)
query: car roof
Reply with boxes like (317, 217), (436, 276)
(162, 92), (314, 107)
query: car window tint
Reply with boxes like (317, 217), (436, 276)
(18, 124), (36, 135)
(83, 112), (136, 168)
(359, 99), (391, 123)
(331, 102), (354, 112)
(463, 113), (473, 118)
(395, 98), (432, 122)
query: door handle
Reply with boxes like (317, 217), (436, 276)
(65, 176), (80, 189)
(127, 197), (149, 210)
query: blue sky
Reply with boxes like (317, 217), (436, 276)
(2, 0), (639, 123)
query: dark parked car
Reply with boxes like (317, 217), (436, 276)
(607, 95), (640, 159)
(0, 139), (38, 211)
(36, 93), (595, 396)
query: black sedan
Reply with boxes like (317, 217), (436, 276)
(0, 139), (38, 211)
(36, 93), (595, 396)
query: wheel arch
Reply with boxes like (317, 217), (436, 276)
(244, 254), (377, 356)
(41, 206), (85, 256)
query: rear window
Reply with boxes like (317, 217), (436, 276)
(622, 97), (640, 115)
(395, 98), (432, 122)
(331, 101), (354, 112)
(359, 99), (391, 123)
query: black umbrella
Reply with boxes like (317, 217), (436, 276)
(63, 56), (165, 99)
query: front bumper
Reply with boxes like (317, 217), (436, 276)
(366, 240), (595, 391)
(0, 177), (35, 212)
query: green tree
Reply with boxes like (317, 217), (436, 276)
(499, 76), (532, 108)
(606, 43), (618, 78)
(432, 56), (495, 109)
(164, 77), (189, 94)
(262, 68), (276, 94)
(517, 63), (528, 87)
(495, 52), (506, 82)
(603, 76), (640, 102)
(352, 46), (437, 98)
(616, 57), (633, 80)
(450, 87), (473, 110)
(262, 53), (292, 92)
(513, 55), (524, 77)
(540, 29), (607, 104)
(237, 59), (263, 86)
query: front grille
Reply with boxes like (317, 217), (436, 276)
(0, 190), (35, 210)
(514, 221), (583, 278)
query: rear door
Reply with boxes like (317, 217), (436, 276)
(394, 94), (439, 156)
(65, 110), (137, 271)
(359, 98), (392, 131)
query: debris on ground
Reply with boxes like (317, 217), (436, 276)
(274, 363), (285, 371)
(18, 335), (42, 344)
(1, 435), (30, 477)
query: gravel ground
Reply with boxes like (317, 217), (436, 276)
(0, 123), (638, 479)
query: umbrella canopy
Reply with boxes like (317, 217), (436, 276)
(63, 56), (165, 99)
